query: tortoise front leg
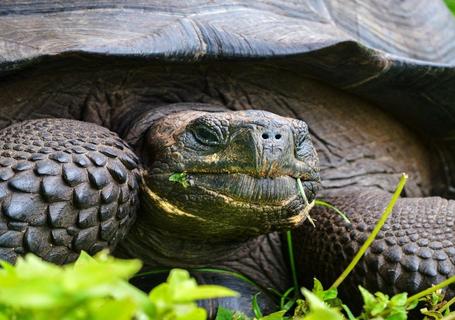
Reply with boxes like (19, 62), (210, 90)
(0, 119), (140, 263)
(294, 189), (455, 301)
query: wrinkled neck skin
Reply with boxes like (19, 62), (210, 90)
(113, 103), (294, 292)
(117, 219), (292, 292)
(118, 207), (272, 266)
(117, 196), (292, 292)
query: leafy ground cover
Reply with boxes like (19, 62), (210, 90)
(0, 251), (236, 319)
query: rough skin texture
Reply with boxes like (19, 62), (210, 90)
(0, 119), (140, 263)
(296, 189), (455, 301)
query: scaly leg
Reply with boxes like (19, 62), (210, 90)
(0, 119), (140, 263)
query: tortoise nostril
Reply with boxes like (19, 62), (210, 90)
(262, 132), (283, 140)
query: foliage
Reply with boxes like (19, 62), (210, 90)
(356, 286), (409, 320)
(0, 251), (236, 320)
(150, 269), (237, 320)
(0, 251), (146, 320)
(216, 280), (455, 320)
(419, 290), (452, 319)
(445, 0), (455, 15)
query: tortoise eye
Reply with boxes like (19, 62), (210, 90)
(192, 125), (221, 146)
(189, 115), (227, 147)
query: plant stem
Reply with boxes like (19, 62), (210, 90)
(192, 267), (261, 289)
(442, 312), (455, 320)
(287, 230), (300, 296)
(315, 199), (350, 223)
(330, 173), (408, 289)
(296, 178), (315, 227)
(133, 267), (172, 278)
(407, 275), (455, 304)
(440, 295), (455, 314)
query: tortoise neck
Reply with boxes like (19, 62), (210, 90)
(115, 224), (292, 293)
(117, 221), (257, 267)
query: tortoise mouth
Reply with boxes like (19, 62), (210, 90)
(143, 171), (319, 234)
(150, 172), (318, 206)
(189, 173), (317, 205)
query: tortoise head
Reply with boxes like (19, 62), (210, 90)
(136, 108), (320, 241)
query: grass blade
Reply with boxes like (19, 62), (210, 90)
(192, 267), (261, 290)
(296, 178), (315, 227)
(440, 296), (455, 314)
(315, 200), (350, 224)
(280, 287), (295, 310)
(286, 231), (300, 298)
(407, 275), (455, 304)
(252, 293), (263, 318)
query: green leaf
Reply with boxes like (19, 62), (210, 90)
(390, 293), (407, 306)
(407, 298), (419, 311)
(358, 286), (410, 320)
(359, 290), (374, 309)
(169, 172), (191, 188)
(342, 304), (356, 320)
(301, 289), (345, 320)
(150, 269), (238, 320)
(310, 278), (341, 309)
(260, 310), (288, 319)
(312, 278), (323, 294)
(166, 269), (237, 302)
(252, 293), (263, 318)
(90, 298), (137, 320)
(74, 250), (95, 266)
(216, 307), (235, 320)
(180, 285), (238, 301)
(176, 307), (207, 320)
(0, 251), (150, 319)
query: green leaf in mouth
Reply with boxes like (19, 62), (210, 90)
(169, 172), (191, 188)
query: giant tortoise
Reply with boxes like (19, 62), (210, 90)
(0, 0), (454, 317)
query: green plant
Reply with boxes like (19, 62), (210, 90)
(0, 251), (147, 320)
(356, 286), (410, 320)
(150, 269), (237, 320)
(298, 289), (345, 320)
(0, 251), (236, 320)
